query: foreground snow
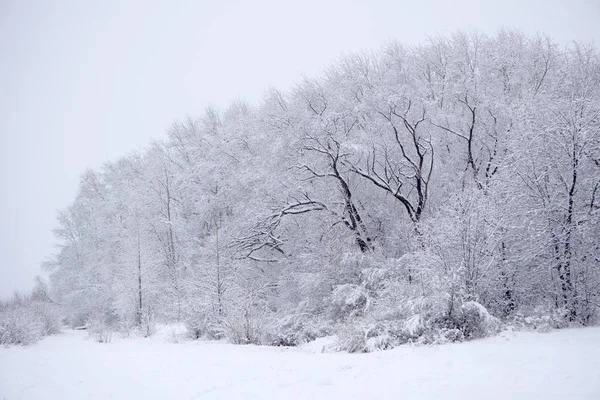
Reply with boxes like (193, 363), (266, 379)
(1, 326), (599, 399)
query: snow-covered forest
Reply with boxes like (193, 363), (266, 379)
(3, 31), (599, 350)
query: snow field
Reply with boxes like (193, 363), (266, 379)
(1, 326), (599, 399)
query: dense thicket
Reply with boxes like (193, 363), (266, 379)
(45, 31), (600, 350)
(0, 279), (60, 345)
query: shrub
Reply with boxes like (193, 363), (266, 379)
(335, 301), (502, 352)
(437, 301), (501, 340)
(336, 322), (369, 353)
(264, 313), (329, 347)
(0, 300), (60, 346)
(336, 320), (409, 353)
(0, 307), (43, 345)
(86, 312), (113, 343)
(458, 301), (501, 339)
(185, 313), (224, 340)
(330, 284), (371, 321)
(509, 306), (571, 332)
(35, 302), (62, 336)
(223, 304), (268, 345)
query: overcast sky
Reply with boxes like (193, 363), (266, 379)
(1, 0), (599, 298)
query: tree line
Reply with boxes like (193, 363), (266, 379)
(44, 30), (600, 349)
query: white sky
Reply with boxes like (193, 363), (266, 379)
(1, 0), (599, 298)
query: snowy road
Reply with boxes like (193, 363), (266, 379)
(1, 327), (599, 399)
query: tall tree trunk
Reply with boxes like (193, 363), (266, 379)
(137, 229), (143, 326)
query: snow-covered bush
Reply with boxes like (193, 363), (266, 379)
(186, 304), (269, 345)
(264, 313), (329, 347)
(185, 312), (224, 340)
(86, 312), (114, 343)
(509, 306), (571, 332)
(0, 298), (61, 346)
(423, 328), (465, 344)
(336, 322), (369, 353)
(118, 316), (136, 338)
(221, 300), (269, 345)
(330, 284), (371, 321)
(336, 319), (416, 353)
(402, 314), (426, 338)
(0, 306), (43, 345)
(436, 301), (502, 340)
(458, 301), (501, 339)
(336, 301), (503, 352)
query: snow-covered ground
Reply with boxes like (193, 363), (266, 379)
(1, 326), (599, 400)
